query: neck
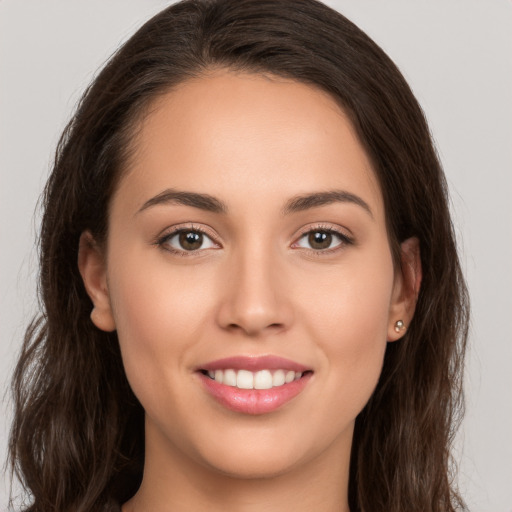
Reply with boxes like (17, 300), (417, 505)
(123, 419), (353, 512)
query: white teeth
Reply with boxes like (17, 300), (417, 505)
(223, 369), (237, 387)
(285, 370), (295, 383)
(254, 370), (273, 389)
(206, 368), (306, 389)
(272, 369), (285, 387)
(236, 369), (254, 389)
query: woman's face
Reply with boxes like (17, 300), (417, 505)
(81, 70), (414, 480)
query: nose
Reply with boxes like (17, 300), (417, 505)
(216, 245), (293, 337)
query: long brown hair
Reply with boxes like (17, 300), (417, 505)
(9, 1), (469, 510)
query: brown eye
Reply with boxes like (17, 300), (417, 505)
(308, 231), (333, 250)
(163, 229), (216, 253)
(179, 231), (203, 250)
(295, 229), (348, 252)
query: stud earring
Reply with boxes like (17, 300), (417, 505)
(394, 320), (405, 333)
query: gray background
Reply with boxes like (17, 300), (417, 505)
(1, 1), (511, 510)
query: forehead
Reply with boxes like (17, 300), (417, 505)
(115, 70), (384, 221)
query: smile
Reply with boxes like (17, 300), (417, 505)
(197, 356), (313, 415)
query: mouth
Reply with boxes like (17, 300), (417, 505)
(196, 355), (313, 415)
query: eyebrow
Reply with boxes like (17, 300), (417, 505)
(137, 188), (373, 218)
(137, 189), (228, 215)
(283, 190), (374, 218)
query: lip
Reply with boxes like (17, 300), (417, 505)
(196, 355), (313, 415)
(198, 355), (310, 372)
(198, 372), (312, 415)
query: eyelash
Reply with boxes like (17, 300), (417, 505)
(154, 223), (354, 257)
(293, 224), (354, 256)
(154, 224), (218, 258)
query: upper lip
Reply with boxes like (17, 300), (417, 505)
(198, 355), (311, 373)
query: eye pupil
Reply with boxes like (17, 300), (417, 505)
(308, 231), (332, 250)
(179, 231), (203, 250)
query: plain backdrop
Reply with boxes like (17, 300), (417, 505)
(1, 1), (511, 510)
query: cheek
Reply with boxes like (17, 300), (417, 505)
(301, 251), (394, 409)
(303, 248), (394, 338)
(106, 248), (216, 389)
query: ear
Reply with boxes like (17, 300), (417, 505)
(387, 237), (422, 341)
(78, 231), (116, 332)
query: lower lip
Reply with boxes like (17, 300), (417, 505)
(198, 372), (312, 415)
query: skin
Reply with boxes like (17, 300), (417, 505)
(79, 70), (421, 512)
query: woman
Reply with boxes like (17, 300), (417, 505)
(9, 0), (469, 510)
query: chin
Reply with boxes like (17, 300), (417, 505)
(202, 448), (305, 480)
(190, 419), (346, 482)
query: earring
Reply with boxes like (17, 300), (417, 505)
(394, 320), (405, 333)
